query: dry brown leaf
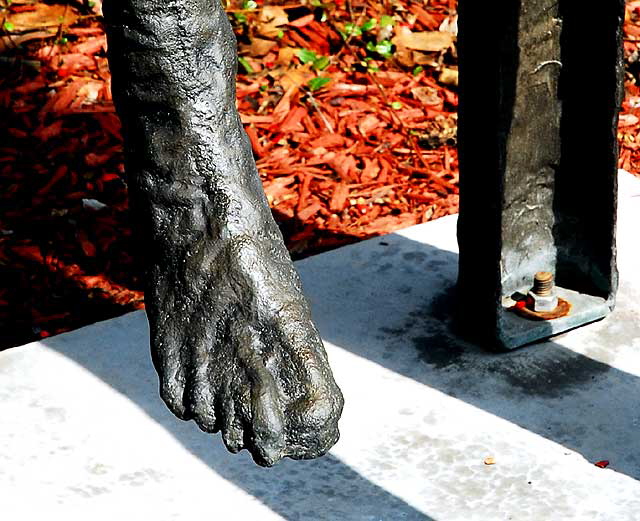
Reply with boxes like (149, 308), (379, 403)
(276, 46), (297, 66)
(279, 65), (313, 91)
(439, 67), (459, 86)
(394, 48), (415, 68)
(259, 6), (289, 26)
(439, 15), (458, 35)
(257, 6), (289, 38)
(411, 86), (442, 106)
(392, 26), (454, 52)
(395, 48), (440, 68)
(248, 37), (277, 57)
(0, 30), (54, 53)
(7, 5), (79, 32)
(412, 52), (441, 67)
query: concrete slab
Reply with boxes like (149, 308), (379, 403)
(2, 171), (640, 521)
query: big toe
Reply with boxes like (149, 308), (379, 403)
(286, 387), (343, 460)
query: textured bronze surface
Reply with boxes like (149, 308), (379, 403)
(103, 0), (343, 466)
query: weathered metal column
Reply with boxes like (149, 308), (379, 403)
(456, 0), (624, 350)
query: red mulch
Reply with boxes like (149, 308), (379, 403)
(0, 0), (638, 349)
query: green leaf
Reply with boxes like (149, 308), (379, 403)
(374, 40), (393, 58)
(380, 15), (395, 27)
(297, 48), (317, 64)
(312, 56), (330, 71)
(243, 0), (257, 9)
(367, 40), (393, 59)
(412, 65), (424, 76)
(276, 30), (284, 39)
(344, 23), (362, 37)
(307, 77), (331, 92)
(391, 101), (403, 110)
(234, 12), (247, 24)
(3, 21), (15, 32)
(238, 56), (254, 74)
(361, 18), (377, 31)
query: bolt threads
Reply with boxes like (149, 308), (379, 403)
(533, 271), (554, 296)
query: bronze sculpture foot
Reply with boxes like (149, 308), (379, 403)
(103, 0), (343, 466)
(149, 233), (343, 466)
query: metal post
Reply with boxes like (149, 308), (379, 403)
(456, 0), (624, 349)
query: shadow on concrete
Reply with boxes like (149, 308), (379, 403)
(39, 227), (639, 519)
(300, 232), (640, 481)
(42, 309), (434, 521)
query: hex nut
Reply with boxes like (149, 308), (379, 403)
(527, 290), (558, 312)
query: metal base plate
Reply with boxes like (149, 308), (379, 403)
(499, 287), (610, 350)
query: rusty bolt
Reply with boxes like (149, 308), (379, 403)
(528, 272), (558, 312)
(532, 271), (554, 296)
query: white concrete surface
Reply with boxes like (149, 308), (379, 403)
(1, 172), (640, 521)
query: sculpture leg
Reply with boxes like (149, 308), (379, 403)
(103, 0), (343, 466)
